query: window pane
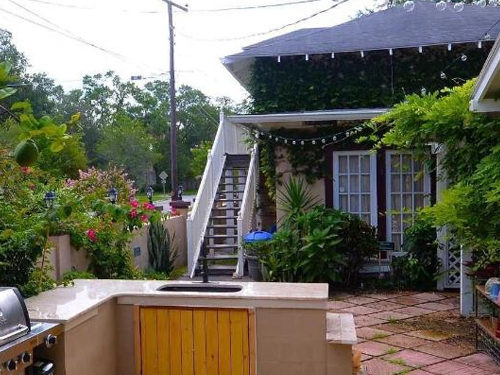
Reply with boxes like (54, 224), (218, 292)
(362, 214), (371, 225)
(339, 176), (348, 193)
(350, 195), (359, 212)
(391, 214), (401, 231)
(361, 195), (370, 212)
(391, 195), (401, 211)
(393, 235), (401, 251)
(340, 195), (348, 211)
(361, 175), (371, 192)
(391, 175), (401, 193)
(391, 155), (400, 173)
(339, 156), (348, 173)
(414, 176), (424, 192)
(403, 194), (412, 211)
(402, 175), (412, 192)
(403, 214), (412, 230)
(349, 156), (359, 173)
(402, 155), (412, 172)
(414, 160), (424, 173)
(360, 155), (370, 173)
(350, 175), (359, 193)
(414, 194), (424, 209)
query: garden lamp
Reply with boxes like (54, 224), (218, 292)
(146, 186), (154, 204)
(108, 187), (118, 204)
(44, 191), (56, 208)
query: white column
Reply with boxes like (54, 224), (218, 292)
(435, 144), (449, 291)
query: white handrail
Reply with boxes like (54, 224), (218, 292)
(236, 143), (258, 277)
(187, 116), (251, 277)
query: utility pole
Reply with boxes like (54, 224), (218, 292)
(162, 0), (188, 201)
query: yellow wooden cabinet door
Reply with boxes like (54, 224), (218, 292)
(137, 307), (254, 375)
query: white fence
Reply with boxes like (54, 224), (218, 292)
(187, 115), (250, 277)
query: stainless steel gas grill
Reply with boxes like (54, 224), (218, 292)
(0, 288), (61, 375)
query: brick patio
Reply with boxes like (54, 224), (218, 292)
(329, 291), (500, 375)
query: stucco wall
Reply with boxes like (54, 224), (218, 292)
(275, 146), (326, 226)
(46, 215), (188, 280)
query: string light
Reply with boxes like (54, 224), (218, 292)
(403, 1), (415, 12)
(251, 123), (367, 147)
(454, 2), (465, 11)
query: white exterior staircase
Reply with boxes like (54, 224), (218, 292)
(187, 115), (257, 278)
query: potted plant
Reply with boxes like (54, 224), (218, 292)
(243, 231), (273, 281)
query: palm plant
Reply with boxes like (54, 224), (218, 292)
(277, 177), (319, 225)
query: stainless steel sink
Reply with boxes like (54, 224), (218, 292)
(157, 284), (243, 293)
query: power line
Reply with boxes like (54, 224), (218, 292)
(0, 5), (164, 74)
(178, 0), (350, 42)
(17, 0), (162, 13)
(190, 0), (325, 12)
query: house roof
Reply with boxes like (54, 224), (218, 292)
(228, 108), (388, 131)
(223, 1), (500, 89)
(471, 34), (500, 112)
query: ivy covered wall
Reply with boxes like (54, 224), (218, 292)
(249, 43), (492, 113)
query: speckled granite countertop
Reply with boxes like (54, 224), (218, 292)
(26, 280), (329, 324)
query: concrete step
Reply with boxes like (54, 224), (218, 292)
(326, 313), (357, 345)
(204, 254), (238, 261)
(212, 207), (240, 211)
(210, 215), (237, 220)
(218, 190), (245, 194)
(194, 264), (236, 276)
(214, 198), (242, 202)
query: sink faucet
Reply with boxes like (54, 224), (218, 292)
(200, 245), (209, 283)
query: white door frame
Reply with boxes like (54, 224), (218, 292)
(333, 150), (378, 227)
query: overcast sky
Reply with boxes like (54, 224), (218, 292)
(0, 0), (379, 102)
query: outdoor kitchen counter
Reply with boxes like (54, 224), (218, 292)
(25, 279), (328, 325)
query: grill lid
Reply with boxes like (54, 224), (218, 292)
(0, 288), (30, 346)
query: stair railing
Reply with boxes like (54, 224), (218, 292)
(187, 115), (249, 277)
(236, 143), (258, 277)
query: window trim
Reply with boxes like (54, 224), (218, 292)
(333, 150), (378, 227)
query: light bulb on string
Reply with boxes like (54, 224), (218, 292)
(476, 0), (487, 7)
(484, 33), (492, 40)
(312, 140), (316, 145)
(292, 140), (296, 145)
(436, 0), (447, 11)
(284, 139), (288, 144)
(421, 87), (427, 95)
(333, 136), (337, 141)
(268, 135), (272, 140)
(322, 139), (326, 144)
(275, 138), (279, 142)
(403, 0), (415, 12)
(440, 72), (447, 79)
(461, 54), (468, 62)
(454, 2), (464, 12)
(301, 140), (305, 145)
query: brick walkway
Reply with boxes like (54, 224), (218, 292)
(329, 291), (500, 375)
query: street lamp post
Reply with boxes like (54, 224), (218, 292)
(146, 186), (154, 204)
(107, 187), (118, 205)
(44, 191), (56, 208)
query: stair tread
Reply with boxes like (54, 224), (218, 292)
(215, 198), (242, 202)
(218, 190), (245, 194)
(210, 216), (237, 220)
(204, 234), (238, 238)
(212, 207), (240, 211)
(205, 243), (238, 248)
(207, 225), (238, 228)
(203, 254), (238, 260)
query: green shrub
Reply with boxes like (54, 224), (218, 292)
(260, 205), (378, 285)
(62, 270), (97, 283)
(392, 217), (440, 291)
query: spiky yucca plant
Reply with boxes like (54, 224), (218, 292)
(147, 221), (177, 276)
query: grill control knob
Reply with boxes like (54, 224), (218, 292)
(45, 334), (57, 348)
(21, 352), (31, 364)
(6, 360), (17, 371)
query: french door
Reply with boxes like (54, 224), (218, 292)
(385, 151), (431, 250)
(333, 151), (378, 227)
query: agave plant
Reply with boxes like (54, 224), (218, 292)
(277, 177), (319, 225)
(147, 221), (177, 276)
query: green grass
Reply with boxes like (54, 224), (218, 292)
(135, 193), (169, 203)
(372, 333), (389, 340)
(385, 348), (399, 355)
(387, 358), (407, 366)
